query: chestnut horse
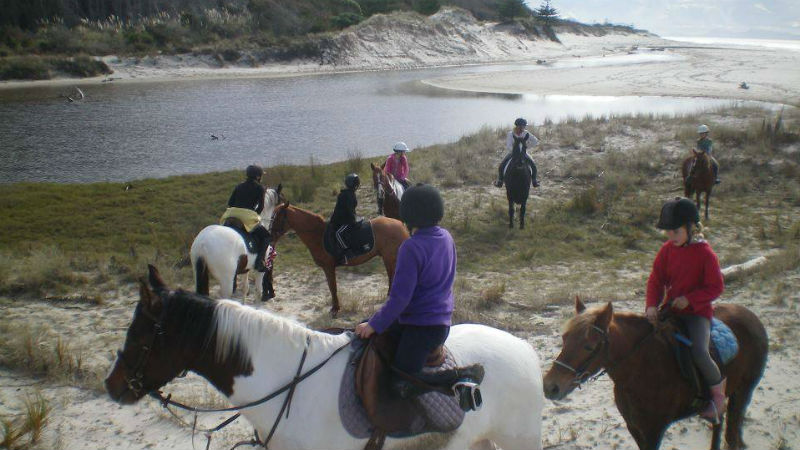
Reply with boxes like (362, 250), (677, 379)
(543, 299), (768, 450)
(370, 162), (403, 219)
(682, 150), (714, 220)
(269, 202), (409, 315)
(105, 266), (545, 450)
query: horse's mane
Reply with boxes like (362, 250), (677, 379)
(211, 300), (341, 364)
(563, 306), (648, 334)
(287, 204), (325, 223)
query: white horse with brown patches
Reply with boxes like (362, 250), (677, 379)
(105, 266), (545, 450)
(189, 185), (283, 302)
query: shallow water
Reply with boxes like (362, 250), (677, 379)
(0, 58), (776, 183)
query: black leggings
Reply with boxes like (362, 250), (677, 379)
(384, 322), (449, 375)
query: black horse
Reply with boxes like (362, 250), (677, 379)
(504, 157), (532, 229)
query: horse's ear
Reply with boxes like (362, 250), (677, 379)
(147, 264), (167, 293)
(282, 201), (289, 208)
(595, 302), (613, 331)
(575, 296), (586, 314)
(138, 277), (162, 313)
(276, 183), (282, 194)
(370, 162), (377, 170)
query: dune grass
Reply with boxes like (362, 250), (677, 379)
(0, 106), (798, 310)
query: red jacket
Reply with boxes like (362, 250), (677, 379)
(646, 240), (724, 319)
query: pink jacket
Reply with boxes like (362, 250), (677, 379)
(385, 153), (409, 181)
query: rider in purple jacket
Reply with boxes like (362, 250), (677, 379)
(356, 185), (483, 408)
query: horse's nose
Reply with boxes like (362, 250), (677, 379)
(544, 382), (560, 400)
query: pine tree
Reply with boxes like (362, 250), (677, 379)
(534, 0), (558, 23)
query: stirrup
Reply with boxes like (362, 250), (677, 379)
(452, 381), (482, 412)
(700, 401), (722, 425)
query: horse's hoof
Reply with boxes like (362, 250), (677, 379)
(330, 308), (340, 318)
(261, 292), (275, 302)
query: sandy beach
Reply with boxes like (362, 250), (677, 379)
(1, 8), (799, 450)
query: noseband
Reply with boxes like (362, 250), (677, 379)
(115, 301), (171, 398)
(552, 324), (609, 388)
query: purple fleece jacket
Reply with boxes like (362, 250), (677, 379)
(368, 226), (456, 333)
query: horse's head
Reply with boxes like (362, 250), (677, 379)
(269, 201), (291, 244)
(543, 297), (613, 401)
(105, 265), (201, 404)
(263, 184), (286, 230)
(371, 162), (385, 199)
(689, 150), (712, 175)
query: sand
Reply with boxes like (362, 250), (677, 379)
(2, 9), (800, 450)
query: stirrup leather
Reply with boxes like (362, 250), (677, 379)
(452, 381), (482, 411)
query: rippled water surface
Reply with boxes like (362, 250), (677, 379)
(0, 59), (774, 183)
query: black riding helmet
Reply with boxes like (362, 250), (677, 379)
(656, 197), (700, 230)
(400, 184), (444, 228)
(345, 173), (360, 189)
(246, 165), (263, 180)
(514, 117), (527, 127)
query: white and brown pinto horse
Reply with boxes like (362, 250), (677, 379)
(105, 266), (545, 450)
(189, 185), (284, 303)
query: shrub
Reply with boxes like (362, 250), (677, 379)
(331, 12), (363, 29)
(0, 55), (49, 80)
(52, 55), (112, 77)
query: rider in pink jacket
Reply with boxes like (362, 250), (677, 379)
(385, 142), (410, 188)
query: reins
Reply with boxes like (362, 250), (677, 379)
(147, 330), (351, 450)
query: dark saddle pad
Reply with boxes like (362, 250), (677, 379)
(338, 335), (465, 445)
(324, 220), (375, 259)
(222, 217), (258, 253)
(670, 318), (739, 402)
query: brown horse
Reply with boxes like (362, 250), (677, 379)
(682, 150), (714, 220)
(543, 298), (768, 450)
(269, 202), (409, 315)
(370, 162), (403, 220)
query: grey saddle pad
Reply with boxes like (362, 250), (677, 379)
(338, 343), (466, 439)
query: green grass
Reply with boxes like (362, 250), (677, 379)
(0, 107), (798, 306)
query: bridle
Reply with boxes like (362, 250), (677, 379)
(552, 324), (609, 388)
(552, 320), (658, 389)
(115, 297), (178, 399)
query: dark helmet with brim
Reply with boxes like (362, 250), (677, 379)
(400, 184), (444, 228)
(514, 117), (527, 127)
(345, 173), (360, 189)
(246, 165), (263, 180)
(656, 197), (700, 230)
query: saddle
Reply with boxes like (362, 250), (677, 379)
(666, 317), (739, 408)
(324, 220), (375, 263)
(222, 217), (259, 254)
(503, 155), (532, 179)
(345, 333), (481, 450)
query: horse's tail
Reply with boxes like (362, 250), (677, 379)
(194, 256), (210, 296)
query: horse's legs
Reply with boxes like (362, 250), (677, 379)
(725, 385), (755, 449)
(508, 200), (514, 228)
(519, 200), (526, 229)
(240, 273), (249, 303)
(710, 422), (722, 450)
(321, 263), (340, 316)
(705, 190), (711, 220)
(219, 275), (234, 300)
(382, 255), (396, 297)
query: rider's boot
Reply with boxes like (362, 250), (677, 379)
(700, 378), (727, 424)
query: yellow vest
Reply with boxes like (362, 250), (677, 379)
(220, 207), (262, 232)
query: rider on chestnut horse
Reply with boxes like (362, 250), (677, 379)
(647, 197), (726, 423)
(328, 173), (361, 264)
(696, 124), (720, 184)
(221, 165), (271, 271)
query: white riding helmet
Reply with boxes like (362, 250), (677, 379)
(697, 124), (710, 134)
(392, 142), (409, 152)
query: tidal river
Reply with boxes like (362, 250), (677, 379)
(0, 58), (772, 183)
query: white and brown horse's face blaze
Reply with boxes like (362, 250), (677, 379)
(543, 298), (612, 401)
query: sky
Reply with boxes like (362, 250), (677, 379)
(526, 0), (800, 39)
